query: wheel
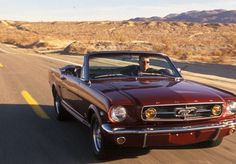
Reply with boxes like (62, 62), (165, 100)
(54, 92), (67, 121)
(91, 114), (109, 159)
(203, 138), (223, 147)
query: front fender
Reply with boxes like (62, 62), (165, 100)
(88, 104), (104, 125)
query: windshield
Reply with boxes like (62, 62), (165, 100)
(89, 54), (180, 79)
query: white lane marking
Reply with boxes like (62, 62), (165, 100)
(0, 46), (82, 66)
(1, 45), (236, 84)
(33, 54), (81, 66)
(0, 47), (11, 54)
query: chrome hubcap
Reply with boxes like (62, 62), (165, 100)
(93, 121), (102, 152)
(55, 97), (60, 114)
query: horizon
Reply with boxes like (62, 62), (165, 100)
(0, 0), (235, 21)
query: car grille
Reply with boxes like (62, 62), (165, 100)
(141, 103), (223, 121)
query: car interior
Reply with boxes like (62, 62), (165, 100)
(62, 65), (81, 78)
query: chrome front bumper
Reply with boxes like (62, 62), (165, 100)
(102, 120), (236, 135)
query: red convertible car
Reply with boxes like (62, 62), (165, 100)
(49, 51), (236, 158)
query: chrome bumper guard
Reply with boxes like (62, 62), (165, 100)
(102, 120), (236, 135)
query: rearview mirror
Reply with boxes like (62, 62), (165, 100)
(177, 68), (182, 73)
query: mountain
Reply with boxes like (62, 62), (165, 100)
(129, 9), (236, 23)
(129, 16), (162, 22)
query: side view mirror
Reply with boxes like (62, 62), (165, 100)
(177, 68), (182, 73)
(60, 69), (66, 74)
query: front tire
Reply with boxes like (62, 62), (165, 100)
(204, 138), (223, 147)
(54, 93), (67, 121)
(91, 114), (109, 159)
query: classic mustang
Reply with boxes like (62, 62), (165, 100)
(49, 51), (236, 158)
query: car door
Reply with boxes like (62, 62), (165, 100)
(60, 66), (76, 105)
(60, 66), (88, 118)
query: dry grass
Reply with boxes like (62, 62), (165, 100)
(0, 20), (235, 64)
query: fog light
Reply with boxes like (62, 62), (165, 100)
(211, 105), (222, 116)
(117, 137), (126, 145)
(144, 108), (157, 119)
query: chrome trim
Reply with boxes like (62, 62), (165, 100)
(93, 119), (102, 152)
(157, 112), (176, 115)
(141, 102), (224, 122)
(196, 109), (211, 113)
(152, 109), (212, 115)
(175, 107), (197, 120)
(143, 133), (147, 148)
(141, 117), (221, 122)
(61, 100), (91, 127)
(116, 137), (126, 145)
(212, 128), (221, 141)
(101, 120), (236, 134)
(144, 102), (224, 107)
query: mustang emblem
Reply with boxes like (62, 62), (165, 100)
(175, 107), (197, 119)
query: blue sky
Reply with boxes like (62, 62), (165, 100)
(0, 0), (235, 21)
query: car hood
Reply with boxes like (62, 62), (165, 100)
(91, 78), (231, 106)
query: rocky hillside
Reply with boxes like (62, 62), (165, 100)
(0, 20), (235, 64)
(130, 9), (236, 23)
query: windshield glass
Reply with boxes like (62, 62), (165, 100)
(89, 54), (180, 79)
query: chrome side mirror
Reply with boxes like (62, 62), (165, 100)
(60, 69), (66, 74)
(177, 68), (182, 73)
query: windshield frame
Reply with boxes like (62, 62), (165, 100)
(82, 52), (182, 81)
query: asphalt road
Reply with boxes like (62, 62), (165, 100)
(0, 44), (236, 164)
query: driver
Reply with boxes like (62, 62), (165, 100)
(139, 56), (150, 72)
(139, 56), (172, 76)
(121, 56), (156, 76)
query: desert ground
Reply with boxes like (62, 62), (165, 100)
(0, 20), (235, 64)
(0, 43), (236, 164)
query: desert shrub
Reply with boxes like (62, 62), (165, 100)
(0, 21), (235, 64)
(3, 38), (18, 45)
(179, 53), (188, 60)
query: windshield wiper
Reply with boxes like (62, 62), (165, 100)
(138, 72), (173, 78)
(94, 74), (129, 79)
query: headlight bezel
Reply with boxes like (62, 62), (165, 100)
(144, 107), (158, 119)
(226, 101), (236, 114)
(211, 105), (223, 116)
(109, 106), (127, 122)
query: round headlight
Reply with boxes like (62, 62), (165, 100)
(211, 105), (222, 116)
(227, 101), (236, 114)
(110, 106), (127, 122)
(144, 107), (157, 119)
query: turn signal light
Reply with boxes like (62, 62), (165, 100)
(211, 105), (222, 116)
(145, 108), (157, 119)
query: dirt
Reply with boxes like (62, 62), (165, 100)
(0, 20), (236, 64)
